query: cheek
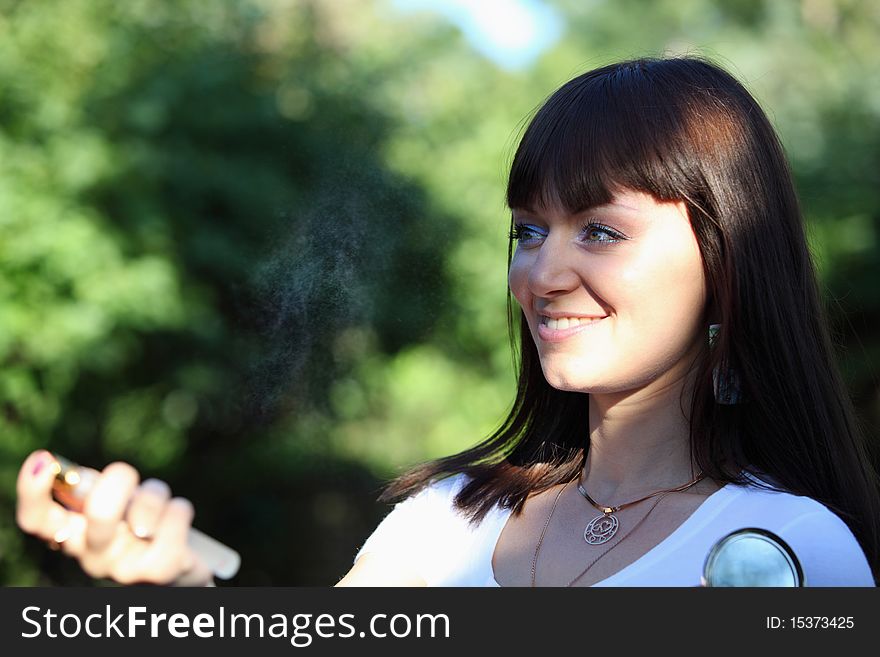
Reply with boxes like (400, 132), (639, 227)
(507, 258), (529, 306)
(663, 239), (707, 309)
(622, 246), (707, 336)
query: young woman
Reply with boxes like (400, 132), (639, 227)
(16, 56), (880, 587)
(338, 56), (879, 587)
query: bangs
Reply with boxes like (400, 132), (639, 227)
(506, 59), (720, 213)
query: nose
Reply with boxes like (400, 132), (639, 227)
(526, 237), (582, 298)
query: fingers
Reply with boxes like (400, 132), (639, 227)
(55, 513), (88, 557)
(126, 478), (172, 539)
(141, 498), (195, 581)
(94, 496), (199, 585)
(172, 551), (215, 587)
(84, 462), (140, 552)
(16, 450), (73, 544)
(16, 450), (56, 533)
(16, 452), (212, 586)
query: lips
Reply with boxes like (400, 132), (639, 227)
(537, 314), (607, 342)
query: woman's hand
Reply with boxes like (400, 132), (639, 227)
(16, 450), (215, 586)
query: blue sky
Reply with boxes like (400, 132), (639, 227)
(392, 0), (565, 70)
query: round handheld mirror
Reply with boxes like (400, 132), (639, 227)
(702, 528), (805, 587)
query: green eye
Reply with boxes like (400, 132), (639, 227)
(582, 222), (624, 244)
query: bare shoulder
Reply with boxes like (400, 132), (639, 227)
(336, 552), (427, 587)
(338, 473), (474, 587)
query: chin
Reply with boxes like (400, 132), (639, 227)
(542, 370), (594, 393)
(542, 363), (631, 394)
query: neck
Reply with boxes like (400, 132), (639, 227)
(581, 366), (706, 505)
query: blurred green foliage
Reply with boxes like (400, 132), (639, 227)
(1, 0), (878, 585)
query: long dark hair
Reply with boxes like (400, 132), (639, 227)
(380, 56), (880, 582)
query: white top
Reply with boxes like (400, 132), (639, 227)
(354, 471), (874, 586)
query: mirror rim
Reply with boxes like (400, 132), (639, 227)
(702, 527), (805, 587)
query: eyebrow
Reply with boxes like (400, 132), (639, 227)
(591, 201), (640, 214)
(512, 200), (641, 216)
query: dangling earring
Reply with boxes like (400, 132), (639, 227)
(708, 324), (743, 405)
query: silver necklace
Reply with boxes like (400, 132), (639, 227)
(576, 471), (705, 545)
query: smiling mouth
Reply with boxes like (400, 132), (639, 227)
(539, 316), (606, 330)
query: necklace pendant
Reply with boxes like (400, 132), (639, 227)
(584, 512), (619, 545)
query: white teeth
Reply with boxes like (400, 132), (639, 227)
(543, 316), (601, 330)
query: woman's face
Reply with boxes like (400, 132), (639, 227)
(508, 188), (708, 395)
